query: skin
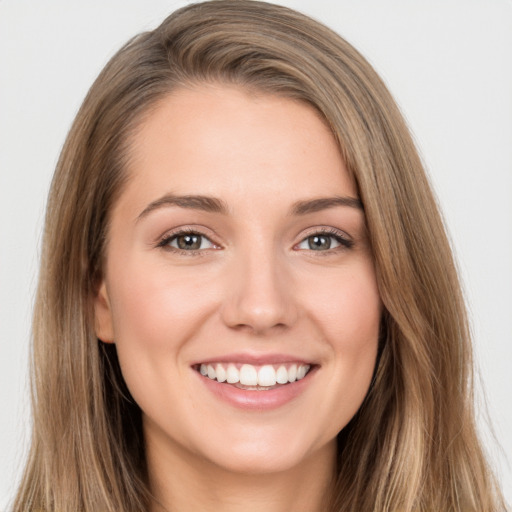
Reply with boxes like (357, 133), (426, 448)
(94, 85), (382, 512)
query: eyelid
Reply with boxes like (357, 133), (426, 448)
(294, 226), (354, 251)
(154, 225), (353, 254)
(156, 226), (222, 253)
(300, 226), (352, 240)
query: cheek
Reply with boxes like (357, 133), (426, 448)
(331, 273), (380, 377)
(104, 257), (222, 405)
(301, 260), (381, 424)
(107, 257), (217, 347)
(104, 257), (222, 416)
(305, 260), (382, 349)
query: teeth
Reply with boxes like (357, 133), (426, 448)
(199, 362), (311, 386)
(240, 364), (258, 386)
(226, 364), (239, 384)
(215, 364), (227, 383)
(276, 365), (288, 384)
(258, 365), (276, 386)
(288, 364), (297, 382)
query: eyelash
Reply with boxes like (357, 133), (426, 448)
(298, 228), (354, 253)
(156, 227), (353, 255)
(157, 228), (217, 256)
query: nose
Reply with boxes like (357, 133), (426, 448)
(220, 249), (298, 335)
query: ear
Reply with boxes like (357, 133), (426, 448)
(94, 281), (115, 343)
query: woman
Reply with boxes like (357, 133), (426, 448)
(12, 1), (506, 511)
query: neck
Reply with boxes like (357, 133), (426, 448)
(146, 432), (337, 512)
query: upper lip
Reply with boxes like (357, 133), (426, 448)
(191, 352), (316, 366)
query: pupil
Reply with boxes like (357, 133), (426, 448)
(178, 234), (201, 250)
(309, 235), (330, 250)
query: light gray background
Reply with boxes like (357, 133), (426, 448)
(1, 0), (511, 508)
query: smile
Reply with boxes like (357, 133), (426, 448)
(192, 357), (318, 410)
(196, 362), (311, 389)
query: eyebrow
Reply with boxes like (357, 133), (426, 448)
(137, 194), (229, 221)
(136, 193), (363, 221)
(291, 196), (363, 215)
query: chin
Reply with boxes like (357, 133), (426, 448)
(195, 429), (334, 476)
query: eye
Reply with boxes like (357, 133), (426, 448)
(158, 230), (217, 252)
(296, 230), (353, 251)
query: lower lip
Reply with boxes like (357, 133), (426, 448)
(195, 368), (316, 410)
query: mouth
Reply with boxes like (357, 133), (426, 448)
(192, 361), (314, 391)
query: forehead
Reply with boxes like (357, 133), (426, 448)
(122, 84), (357, 213)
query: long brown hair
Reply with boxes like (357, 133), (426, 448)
(13, 1), (506, 510)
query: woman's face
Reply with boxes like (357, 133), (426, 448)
(94, 85), (381, 475)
